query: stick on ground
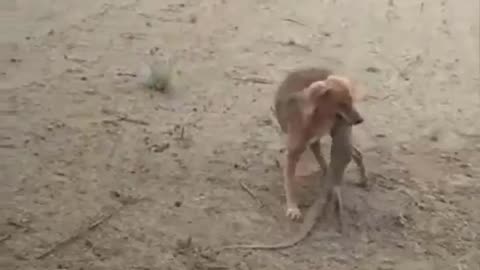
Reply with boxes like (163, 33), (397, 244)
(239, 181), (265, 208)
(118, 115), (150, 126)
(282, 18), (307, 26)
(36, 196), (150, 259)
(224, 73), (274, 85)
(36, 209), (117, 260)
(0, 234), (11, 243)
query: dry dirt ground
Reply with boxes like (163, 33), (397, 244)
(1, 0), (479, 269)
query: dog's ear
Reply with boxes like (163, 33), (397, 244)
(325, 74), (367, 101)
(305, 80), (330, 99)
(296, 80), (334, 120)
(285, 80), (337, 125)
(332, 76), (366, 102)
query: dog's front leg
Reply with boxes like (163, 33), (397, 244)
(284, 133), (307, 221)
(309, 140), (328, 176)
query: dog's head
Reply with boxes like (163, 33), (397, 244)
(302, 75), (364, 125)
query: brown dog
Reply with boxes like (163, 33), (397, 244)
(274, 67), (365, 220)
(220, 68), (368, 251)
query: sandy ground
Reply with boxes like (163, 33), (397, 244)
(1, 0), (480, 269)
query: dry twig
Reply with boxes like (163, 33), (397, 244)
(0, 234), (11, 243)
(36, 197), (148, 260)
(278, 40), (312, 52)
(239, 181), (265, 208)
(116, 72), (137, 77)
(225, 72), (274, 85)
(101, 108), (150, 126)
(282, 18), (306, 26)
(0, 144), (15, 149)
(118, 115), (150, 126)
(36, 209), (117, 259)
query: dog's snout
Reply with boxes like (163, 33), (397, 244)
(354, 117), (364, 125)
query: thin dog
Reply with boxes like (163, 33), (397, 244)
(221, 67), (368, 250)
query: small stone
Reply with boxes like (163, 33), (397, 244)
(459, 163), (471, 169)
(366, 66), (381, 73)
(235, 262), (250, 270)
(84, 239), (93, 248)
(287, 39), (296, 45)
(145, 62), (172, 92)
(150, 143), (170, 153)
(394, 213), (408, 227)
(262, 118), (272, 126)
(176, 235), (192, 250)
(110, 190), (121, 199)
(149, 46), (159, 55)
(84, 88), (96, 95)
(378, 257), (395, 270)
(416, 201), (427, 210)
(174, 201), (182, 207)
(377, 265), (394, 270)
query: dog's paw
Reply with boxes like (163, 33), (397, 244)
(286, 207), (302, 221)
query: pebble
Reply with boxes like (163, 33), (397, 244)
(366, 66), (381, 73)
